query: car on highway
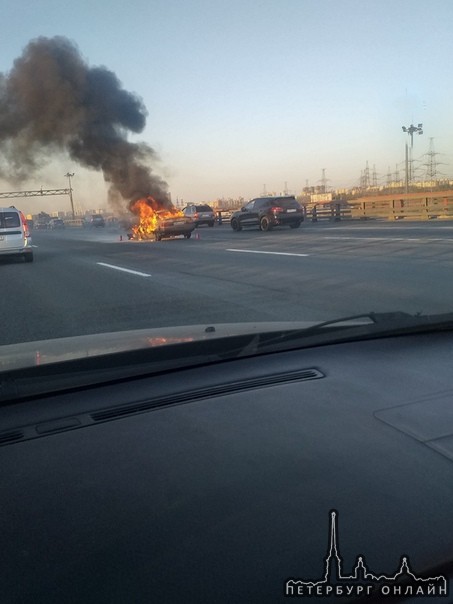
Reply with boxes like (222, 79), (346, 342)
(153, 213), (195, 240)
(182, 204), (216, 227)
(127, 210), (195, 241)
(48, 218), (65, 229)
(34, 219), (49, 229)
(83, 214), (105, 228)
(0, 206), (33, 263)
(230, 196), (304, 231)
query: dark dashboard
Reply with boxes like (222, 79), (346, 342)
(1, 331), (453, 602)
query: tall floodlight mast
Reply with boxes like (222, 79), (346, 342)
(402, 124), (423, 193)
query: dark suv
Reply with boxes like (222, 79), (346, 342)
(182, 204), (215, 227)
(230, 196), (304, 231)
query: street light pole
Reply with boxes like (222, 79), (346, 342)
(402, 124), (423, 194)
(65, 172), (75, 218)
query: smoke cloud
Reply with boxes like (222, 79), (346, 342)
(0, 36), (171, 210)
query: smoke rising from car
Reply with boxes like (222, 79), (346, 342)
(0, 36), (171, 210)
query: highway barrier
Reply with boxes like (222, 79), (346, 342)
(349, 191), (453, 221)
(303, 204), (351, 222)
(64, 218), (84, 227)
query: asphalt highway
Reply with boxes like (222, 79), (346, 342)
(3, 220), (453, 345)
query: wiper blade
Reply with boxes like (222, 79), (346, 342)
(247, 311), (453, 354)
(306, 310), (453, 332)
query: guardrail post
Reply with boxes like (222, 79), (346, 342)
(335, 203), (341, 221)
(389, 199), (395, 221)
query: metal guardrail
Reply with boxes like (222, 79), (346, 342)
(215, 206), (352, 223)
(349, 191), (453, 220)
(303, 204), (352, 222)
(63, 218), (84, 227)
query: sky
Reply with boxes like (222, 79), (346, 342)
(1, 0), (453, 213)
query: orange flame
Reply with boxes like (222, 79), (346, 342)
(130, 196), (184, 240)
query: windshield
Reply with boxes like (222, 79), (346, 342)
(0, 5), (452, 344)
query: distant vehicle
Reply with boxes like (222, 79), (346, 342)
(34, 219), (49, 230)
(48, 218), (65, 229)
(0, 206), (33, 262)
(230, 196), (304, 232)
(83, 214), (105, 228)
(182, 204), (215, 227)
(106, 217), (120, 227)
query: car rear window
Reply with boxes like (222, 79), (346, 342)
(275, 198), (300, 209)
(0, 212), (21, 228)
(195, 205), (212, 212)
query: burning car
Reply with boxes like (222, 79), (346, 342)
(127, 197), (195, 242)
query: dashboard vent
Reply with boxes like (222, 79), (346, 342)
(91, 368), (324, 422)
(0, 430), (25, 445)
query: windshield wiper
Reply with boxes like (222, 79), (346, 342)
(247, 311), (453, 354)
(299, 310), (453, 333)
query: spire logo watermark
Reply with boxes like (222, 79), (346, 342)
(285, 511), (448, 599)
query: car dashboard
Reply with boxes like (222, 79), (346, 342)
(1, 331), (453, 603)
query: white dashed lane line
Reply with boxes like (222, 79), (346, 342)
(96, 262), (151, 277)
(226, 249), (309, 257)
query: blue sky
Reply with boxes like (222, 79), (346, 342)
(1, 0), (453, 210)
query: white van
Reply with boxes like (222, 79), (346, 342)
(0, 207), (33, 262)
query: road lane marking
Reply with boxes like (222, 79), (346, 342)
(322, 236), (453, 243)
(227, 249), (309, 257)
(97, 262), (151, 277)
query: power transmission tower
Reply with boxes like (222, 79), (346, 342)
(319, 168), (329, 193)
(422, 138), (446, 185)
(386, 166), (392, 187)
(372, 164), (378, 188)
(359, 170), (364, 189)
(363, 161), (370, 189)
(394, 164), (401, 188)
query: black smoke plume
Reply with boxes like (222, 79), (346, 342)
(0, 36), (171, 209)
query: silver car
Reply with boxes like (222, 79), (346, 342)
(182, 204), (216, 227)
(0, 207), (33, 262)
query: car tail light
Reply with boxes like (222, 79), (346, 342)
(20, 212), (30, 237)
(271, 206), (284, 213)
